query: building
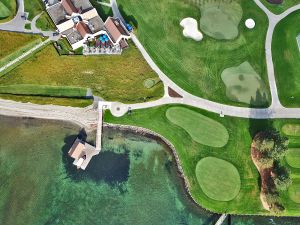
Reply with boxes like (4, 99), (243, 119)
(45, 0), (131, 52)
(68, 138), (100, 170)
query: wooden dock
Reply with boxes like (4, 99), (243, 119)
(215, 214), (228, 225)
(96, 107), (103, 151)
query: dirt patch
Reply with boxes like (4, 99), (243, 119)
(168, 87), (183, 98)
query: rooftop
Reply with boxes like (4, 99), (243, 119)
(105, 17), (130, 43)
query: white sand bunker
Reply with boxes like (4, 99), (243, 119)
(245, 18), (256, 29)
(180, 18), (203, 41)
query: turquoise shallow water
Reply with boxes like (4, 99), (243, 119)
(0, 116), (299, 224)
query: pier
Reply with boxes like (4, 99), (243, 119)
(96, 107), (103, 151)
(69, 106), (103, 170)
(215, 214), (228, 225)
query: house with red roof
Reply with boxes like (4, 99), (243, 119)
(45, 0), (131, 52)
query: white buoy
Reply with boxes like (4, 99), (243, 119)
(245, 18), (255, 29)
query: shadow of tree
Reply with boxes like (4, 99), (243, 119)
(118, 5), (139, 28)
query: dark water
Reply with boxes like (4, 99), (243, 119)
(0, 116), (299, 225)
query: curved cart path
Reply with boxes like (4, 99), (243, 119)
(108, 0), (300, 119)
(1, 0), (300, 126)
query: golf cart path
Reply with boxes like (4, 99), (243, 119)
(108, 0), (300, 119)
(1, 0), (300, 126)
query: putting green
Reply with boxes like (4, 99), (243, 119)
(195, 157), (241, 201)
(200, 1), (243, 40)
(285, 148), (300, 168)
(0, 2), (10, 19)
(288, 182), (300, 204)
(221, 61), (269, 106)
(282, 124), (300, 136)
(166, 107), (229, 147)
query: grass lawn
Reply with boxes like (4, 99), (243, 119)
(200, 1), (242, 40)
(285, 148), (300, 168)
(0, 0), (16, 23)
(0, 84), (88, 98)
(221, 61), (269, 106)
(118, 0), (269, 107)
(0, 43), (164, 103)
(272, 10), (300, 107)
(104, 105), (300, 215)
(166, 106), (229, 147)
(36, 12), (56, 31)
(24, 0), (44, 20)
(195, 157), (241, 201)
(261, 0), (300, 14)
(0, 31), (41, 61)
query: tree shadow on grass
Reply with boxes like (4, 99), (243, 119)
(118, 5), (139, 28)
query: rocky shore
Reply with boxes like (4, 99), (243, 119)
(103, 122), (205, 210)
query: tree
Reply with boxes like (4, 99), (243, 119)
(273, 164), (292, 191)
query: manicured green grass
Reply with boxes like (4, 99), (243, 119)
(288, 180), (300, 203)
(261, 0), (300, 14)
(0, 2), (11, 19)
(200, 1), (242, 40)
(36, 12), (56, 31)
(166, 107), (229, 147)
(105, 105), (300, 215)
(0, 84), (88, 98)
(282, 124), (300, 136)
(90, 0), (113, 21)
(0, 94), (93, 107)
(221, 61), (269, 106)
(24, 0), (55, 30)
(0, 0), (16, 22)
(195, 157), (241, 201)
(118, 0), (269, 107)
(272, 10), (300, 107)
(286, 148), (300, 168)
(24, 0), (44, 20)
(0, 44), (164, 103)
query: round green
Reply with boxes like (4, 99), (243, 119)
(288, 183), (300, 204)
(166, 107), (229, 147)
(195, 157), (241, 201)
(285, 148), (300, 168)
(282, 124), (300, 136)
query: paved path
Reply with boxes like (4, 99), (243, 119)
(1, 0), (300, 127)
(0, 0), (26, 32)
(108, 0), (300, 119)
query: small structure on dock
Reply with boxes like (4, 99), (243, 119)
(68, 138), (100, 170)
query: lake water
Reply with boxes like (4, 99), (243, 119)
(0, 116), (298, 225)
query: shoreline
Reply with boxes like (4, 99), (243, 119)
(104, 122), (300, 218)
(103, 122), (208, 213)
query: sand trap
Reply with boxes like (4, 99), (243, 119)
(245, 19), (255, 29)
(180, 18), (203, 41)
